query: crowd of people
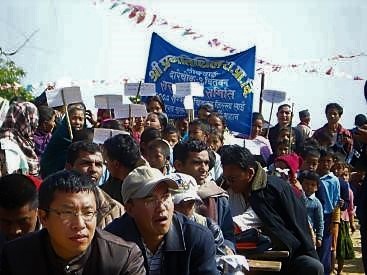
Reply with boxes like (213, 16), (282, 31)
(0, 92), (366, 275)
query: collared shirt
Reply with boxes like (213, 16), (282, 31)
(45, 233), (92, 275)
(143, 240), (164, 275)
(320, 172), (340, 214)
(305, 193), (324, 240)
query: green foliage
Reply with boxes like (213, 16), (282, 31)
(0, 58), (33, 101)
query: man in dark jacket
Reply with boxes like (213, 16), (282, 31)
(106, 166), (218, 275)
(220, 145), (323, 275)
(1, 170), (145, 275)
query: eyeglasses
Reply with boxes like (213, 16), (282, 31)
(46, 208), (97, 222)
(143, 193), (172, 209)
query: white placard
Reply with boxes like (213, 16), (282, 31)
(183, 96), (194, 109)
(94, 94), (124, 109)
(123, 83), (156, 96)
(262, 89), (286, 103)
(114, 104), (148, 119)
(46, 86), (83, 107)
(93, 128), (130, 144)
(173, 82), (204, 97)
(244, 139), (261, 155)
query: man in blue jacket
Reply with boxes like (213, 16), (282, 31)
(106, 166), (218, 275)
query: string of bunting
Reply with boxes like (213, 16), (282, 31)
(94, 0), (366, 80)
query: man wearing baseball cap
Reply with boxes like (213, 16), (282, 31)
(106, 166), (218, 275)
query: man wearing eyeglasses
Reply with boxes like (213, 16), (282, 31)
(106, 166), (219, 275)
(0, 170), (145, 275)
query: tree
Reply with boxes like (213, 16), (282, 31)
(0, 57), (33, 101)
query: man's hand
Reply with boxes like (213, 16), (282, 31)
(85, 110), (98, 127)
(316, 239), (322, 248)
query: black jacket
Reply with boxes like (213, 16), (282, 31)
(250, 174), (318, 261)
(106, 212), (219, 275)
(1, 228), (145, 275)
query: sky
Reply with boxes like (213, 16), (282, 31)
(1, 0), (367, 129)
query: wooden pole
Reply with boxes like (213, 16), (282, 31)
(266, 101), (274, 139)
(259, 72), (265, 114)
(288, 103), (295, 153)
(61, 89), (73, 140)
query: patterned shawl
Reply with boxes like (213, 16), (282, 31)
(0, 102), (39, 175)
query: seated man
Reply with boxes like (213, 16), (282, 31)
(0, 174), (40, 253)
(173, 140), (235, 252)
(106, 166), (218, 275)
(220, 145), (324, 275)
(1, 170), (145, 274)
(65, 140), (124, 229)
(101, 134), (145, 204)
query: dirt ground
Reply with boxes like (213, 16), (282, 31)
(339, 224), (364, 275)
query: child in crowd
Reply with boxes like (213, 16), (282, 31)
(40, 103), (86, 178)
(145, 111), (167, 132)
(275, 140), (291, 157)
(145, 95), (165, 113)
(317, 149), (340, 275)
(331, 161), (355, 274)
(335, 163), (355, 274)
(208, 112), (235, 145)
(247, 112), (273, 163)
(34, 105), (56, 159)
(174, 116), (189, 141)
(169, 172), (231, 257)
(145, 139), (171, 175)
(273, 153), (304, 198)
(277, 127), (296, 152)
(207, 129), (224, 153)
(162, 125), (180, 148)
(299, 171), (324, 248)
(300, 147), (321, 173)
(131, 116), (145, 143)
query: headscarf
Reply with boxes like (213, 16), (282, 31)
(0, 102), (39, 175)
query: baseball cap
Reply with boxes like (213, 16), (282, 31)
(121, 166), (178, 204)
(169, 173), (203, 204)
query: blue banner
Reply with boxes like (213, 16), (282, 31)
(144, 32), (255, 134)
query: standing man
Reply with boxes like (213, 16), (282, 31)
(220, 145), (323, 275)
(297, 109), (313, 140)
(268, 104), (304, 155)
(106, 166), (218, 275)
(1, 170), (145, 275)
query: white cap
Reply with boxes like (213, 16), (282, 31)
(168, 173), (202, 204)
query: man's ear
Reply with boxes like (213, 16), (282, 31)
(38, 209), (48, 228)
(124, 201), (134, 217)
(247, 167), (256, 182)
(173, 160), (183, 172)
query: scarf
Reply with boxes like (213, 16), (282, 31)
(0, 102), (39, 175)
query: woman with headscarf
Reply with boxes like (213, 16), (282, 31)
(0, 101), (39, 176)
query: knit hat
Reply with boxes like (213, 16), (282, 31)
(275, 153), (303, 178)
